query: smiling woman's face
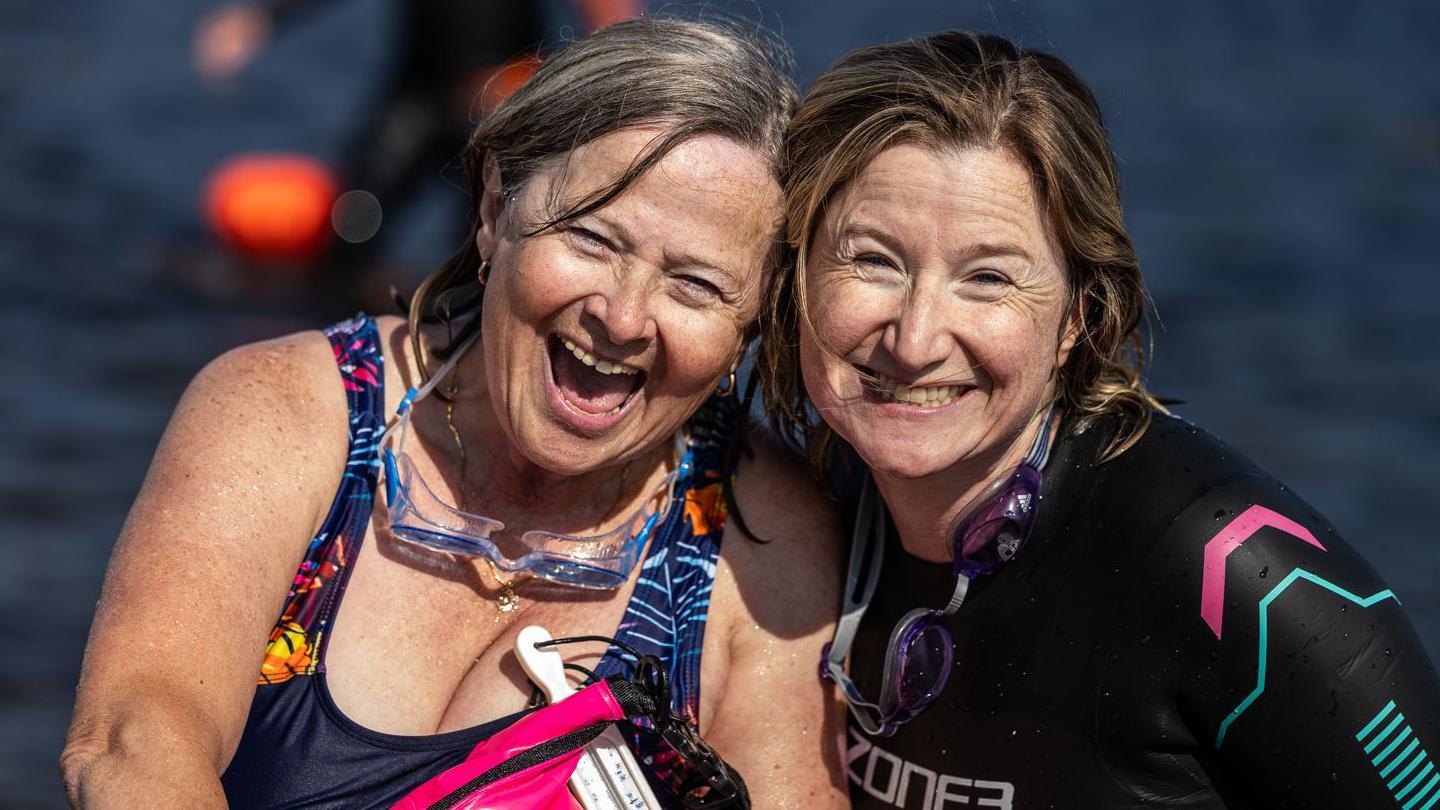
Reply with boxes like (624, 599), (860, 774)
(478, 127), (779, 475)
(800, 143), (1078, 480)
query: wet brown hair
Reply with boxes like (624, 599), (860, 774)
(405, 16), (798, 377)
(759, 31), (1164, 465)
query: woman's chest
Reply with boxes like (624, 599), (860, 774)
(321, 526), (644, 736)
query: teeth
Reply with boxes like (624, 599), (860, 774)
(560, 337), (639, 376)
(871, 372), (962, 409)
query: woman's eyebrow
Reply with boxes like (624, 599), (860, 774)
(837, 223), (900, 250)
(583, 212), (636, 251)
(949, 241), (1033, 265)
(664, 246), (739, 283)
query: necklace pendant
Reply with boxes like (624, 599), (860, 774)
(496, 581), (520, 614)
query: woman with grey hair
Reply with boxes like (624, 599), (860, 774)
(62, 19), (849, 808)
(765, 30), (1440, 808)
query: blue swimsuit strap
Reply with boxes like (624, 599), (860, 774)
(594, 396), (737, 725)
(311, 314), (387, 667)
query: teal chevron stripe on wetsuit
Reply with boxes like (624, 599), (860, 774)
(841, 412), (1440, 810)
(1215, 569), (1400, 749)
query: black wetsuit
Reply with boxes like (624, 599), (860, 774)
(844, 412), (1440, 809)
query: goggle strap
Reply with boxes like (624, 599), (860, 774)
(1025, 401), (1059, 469)
(396, 387), (418, 416)
(377, 329), (484, 446)
(825, 659), (897, 737)
(409, 330), (482, 405)
(377, 330), (483, 479)
(938, 572), (971, 620)
(825, 474), (886, 674)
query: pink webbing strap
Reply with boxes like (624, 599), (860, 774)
(392, 679), (630, 810)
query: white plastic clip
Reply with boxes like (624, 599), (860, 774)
(515, 625), (662, 810)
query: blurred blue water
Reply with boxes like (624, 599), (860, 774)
(2, 1), (1438, 807)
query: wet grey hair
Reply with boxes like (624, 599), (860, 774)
(407, 16), (799, 380)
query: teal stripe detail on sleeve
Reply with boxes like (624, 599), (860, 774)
(1404, 773), (1440, 810)
(1390, 749), (1428, 791)
(1368, 714), (1409, 755)
(1359, 700), (1399, 742)
(1377, 727), (1416, 768)
(1399, 763), (1436, 802)
(1384, 740), (1422, 780)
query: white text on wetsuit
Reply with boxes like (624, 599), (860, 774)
(848, 729), (1015, 809)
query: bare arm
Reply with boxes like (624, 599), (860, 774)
(61, 333), (347, 807)
(703, 434), (851, 809)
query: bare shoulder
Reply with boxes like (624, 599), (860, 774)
(700, 428), (851, 807)
(186, 327), (347, 431)
(126, 324), (355, 578)
(716, 427), (845, 638)
(65, 325), (360, 773)
(110, 322), (355, 617)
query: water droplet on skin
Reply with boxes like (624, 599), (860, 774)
(1259, 566), (1269, 579)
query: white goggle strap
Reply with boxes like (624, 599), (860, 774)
(1026, 401), (1059, 469)
(823, 474), (892, 735)
(377, 329), (483, 449)
(377, 330), (484, 508)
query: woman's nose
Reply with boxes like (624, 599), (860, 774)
(581, 274), (654, 347)
(882, 293), (951, 373)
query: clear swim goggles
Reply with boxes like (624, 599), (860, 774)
(377, 333), (691, 590)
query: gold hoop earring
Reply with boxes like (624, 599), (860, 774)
(477, 260), (491, 286)
(715, 371), (737, 398)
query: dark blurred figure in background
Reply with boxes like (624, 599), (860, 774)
(191, 0), (640, 310)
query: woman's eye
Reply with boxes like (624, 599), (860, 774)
(675, 274), (723, 301)
(568, 227), (612, 255)
(961, 269), (1013, 300)
(855, 253), (895, 269)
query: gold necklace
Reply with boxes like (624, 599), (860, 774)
(443, 370), (521, 617)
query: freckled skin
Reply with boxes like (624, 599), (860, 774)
(476, 128), (777, 483)
(800, 145), (1078, 560)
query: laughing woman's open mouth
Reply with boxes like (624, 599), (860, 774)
(545, 333), (647, 430)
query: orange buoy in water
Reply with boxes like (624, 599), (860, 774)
(204, 153), (338, 263)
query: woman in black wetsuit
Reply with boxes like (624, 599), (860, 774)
(761, 31), (1440, 809)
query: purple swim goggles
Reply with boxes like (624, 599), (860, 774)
(821, 406), (1057, 736)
